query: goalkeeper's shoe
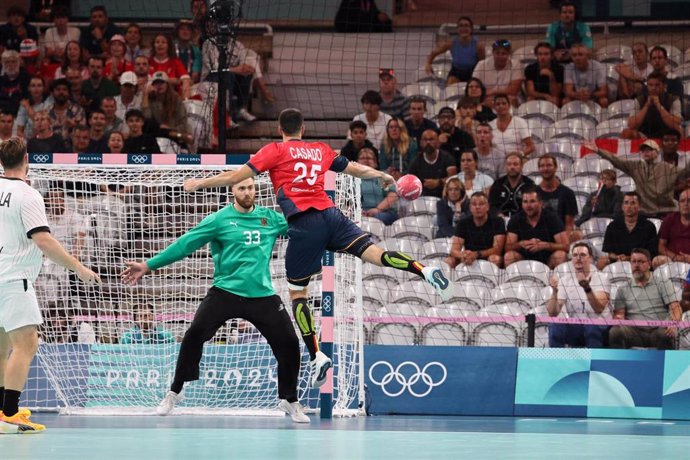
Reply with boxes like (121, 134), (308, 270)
(0, 411), (45, 434)
(310, 351), (332, 389)
(157, 391), (183, 416)
(0, 408), (31, 418)
(422, 266), (452, 301)
(278, 400), (310, 424)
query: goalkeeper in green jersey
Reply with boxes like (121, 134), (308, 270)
(120, 177), (309, 423)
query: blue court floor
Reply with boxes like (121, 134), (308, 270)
(2, 414), (690, 459)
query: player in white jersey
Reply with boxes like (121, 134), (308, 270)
(0, 138), (100, 434)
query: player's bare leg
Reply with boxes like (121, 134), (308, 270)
(361, 245), (452, 301)
(0, 325), (44, 434)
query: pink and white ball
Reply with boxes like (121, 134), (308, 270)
(395, 174), (423, 201)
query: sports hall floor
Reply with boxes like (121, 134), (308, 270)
(3, 414), (689, 459)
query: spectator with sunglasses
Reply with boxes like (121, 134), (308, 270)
(472, 39), (522, 107)
(546, 1), (592, 64)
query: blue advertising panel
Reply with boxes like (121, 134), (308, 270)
(662, 350), (690, 420)
(364, 345), (517, 416)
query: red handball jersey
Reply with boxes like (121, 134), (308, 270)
(247, 140), (349, 217)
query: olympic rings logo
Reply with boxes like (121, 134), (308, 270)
(33, 154), (50, 163)
(368, 361), (447, 398)
(131, 155), (149, 164)
(321, 294), (332, 313)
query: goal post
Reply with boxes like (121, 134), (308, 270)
(24, 153), (364, 416)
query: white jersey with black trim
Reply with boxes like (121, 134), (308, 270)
(0, 176), (50, 283)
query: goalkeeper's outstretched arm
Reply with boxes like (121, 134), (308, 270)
(343, 161), (395, 189)
(184, 165), (255, 192)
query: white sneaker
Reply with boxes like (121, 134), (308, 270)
(422, 266), (452, 301)
(237, 108), (257, 122)
(278, 399), (310, 423)
(157, 391), (182, 416)
(310, 351), (333, 389)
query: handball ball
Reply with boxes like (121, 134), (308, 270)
(396, 174), (423, 201)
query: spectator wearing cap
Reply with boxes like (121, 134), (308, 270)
(20, 38), (41, 74)
(0, 6), (39, 53)
(489, 93), (534, 158)
(173, 20), (202, 84)
(404, 97), (438, 144)
(378, 68), (409, 119)
(124, 23), (150, 64)
(123, 109), (161, 154)
(545, 1), (593, 64)
(47, 77), (85, 145)
(142, 71), (193, 148)
(43, 6), (80, 61)
(105, 35), (133, 82)
(341, 120), (375, 162)
(563, 43), (608, 107)
(425, 16), (485, 84)
(524, 42), (564, 106)
(654, 188), (690, 268)
(352, 90), (392, 150)
(79, 5), (123, 57)
(334, 0), (392, 33)
(115, 71), (142, 121)
(150, 33), (192, 99)
(437, 106), (475, 169)
(81, 56), (119, 111)
(621, 71), (682, 141)
(471, 39), (522, 107)
(0, 50), (30, 115)
(586, 139), (690, 217)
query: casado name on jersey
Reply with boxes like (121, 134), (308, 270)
(289, 147), (323, 161)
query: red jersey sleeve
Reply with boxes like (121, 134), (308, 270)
(247, 143), (279, 174)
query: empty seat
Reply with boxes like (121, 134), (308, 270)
(363, 280), (390, 309)
(572, 156), (613, 178)
(388, 216), (434, 241)
(471, 305), (522, 346)
(402, 82), (442, 104)
(526, 117), (553, 144)
(408, 196), (439, 217)
(606, 99), (637, 120)
(596, 45), (632, 64)
(390, 281), (439, 307)
(443, 82), (467, 101)
(516, 100), (559, 123)
(490, 284), (542, 314)
(504, 260), (551, 287)
(362, 263), (399, 288)
(381, 237), (423, 261)
(360, 216), (386, 242)
(421, 322), (467, 346)
(562, 175), (598, 198)
(617, 175), (636, 192)
(602, 261), (632, 285)
(580, 217), (612, 239)
(559, 100), (602, 124)
(541, 140), (583, 162)
(595, 118), (628, 139)
(445, 284), (489, 313)
(421, 238), (451, 261)
(454, 259), (502, 288)
(545, 118), (595, 141)
(653, 262), (690, 288)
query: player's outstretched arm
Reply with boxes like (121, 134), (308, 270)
(184, 165), (255, 192)
(343, 161), (395, 189)
(32, 231), (101, 285)
(121, 261), (151, 286)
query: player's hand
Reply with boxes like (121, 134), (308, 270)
(582, 140), (598, 154)
(184, 178), (204, 192)
(379, 173), (395, 189)
(76, 266), (101, 285)
(121, 261), (151, 286)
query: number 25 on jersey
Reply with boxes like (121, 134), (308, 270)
(293, 162), (321, 186)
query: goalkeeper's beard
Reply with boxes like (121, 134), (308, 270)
(235, 196), (255, 211)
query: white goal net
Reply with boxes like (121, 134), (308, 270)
(23, 161), (363, 416)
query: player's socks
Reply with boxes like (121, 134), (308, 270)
(292, 298), (318, 360)
(0, 387), (4, 409)
(380, 251), (425, 277)
(2, 389), (21, 418)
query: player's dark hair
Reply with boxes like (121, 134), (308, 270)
(349, 120), (367, 132)
(0, 137), (27, 170)
(279, 108), (304, 136)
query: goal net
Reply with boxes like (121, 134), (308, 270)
(25, 159), (363, 416)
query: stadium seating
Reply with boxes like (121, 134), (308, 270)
(360, 216), (386, 242)
(443, 82), (467, 101)
(657, 44), (683, 68)
(373, 302), (425, 345)
(602, 261), (633, 285)
(617, 175), (636, 192)
(516, 100), (560, 123)
(490, 284), (543, 314)
(526, 117), (554, 144)
(512, 45), (537, 66)
(573, 156), (613, 178)
(445, 284), (489, 313)
(606, 99), (637, 120)
(539, 139), (583, 162)
(362, 263), (399, 288)
(596, 45), (632, 64)
(544, 118), (596, 141)
(580, 217), (613, 239)
(363, 280), (390, 309)
(408, 196), (439, 217)
(390, 281), (438, 307)
(454, 259), (502, 288)
(381, 237), (423, 265)
(421, 321), (468, 346)
(503, 260), (551, 287)
(653, 262), (690, 289)
(421, 238), (452, 262)
(471, 305), (522, 347)
(595, 118), (628, 139)
(402, 82), (443, 104)
(562, 176), (598, 198)
(559, 101), (603, 124)
(388, 216), (435, 241)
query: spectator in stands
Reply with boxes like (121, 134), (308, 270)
(54, 40), (89, 80)
(120, 309), (175, 345)
(600, 191), (657, 269)
(142, 71), (193, 148)
(189, 0), (208, 45)
(615, 42), (652, 100)
(563, 43), (608, 107)
(489, 152), (536, 217)
(123, 23), (150, 63)
(446, 191), (505, 268)
(609, 248), (682, 350)
(621, 71), (682, 140)
(123, 108), (161, 154)
(475, 122), (505, 180)
(81, 56), (120, 111)
(358, 147), (398, 225)
(115, 71), (142, 122)
(408, 129), (457, 198)
(472, 39), (522, 107)
(377, 68), (408, 119)
(79, 5), (122, 58)
(425, 16), (485, 84)
(70, 124), (91, 153)
(104, 35), (133, 83)
(504, 187), (569, 269)
(524, 42), (563, 106)
(537, 154), (579, 240)
(341, 120), (374, 161)
(29, 0), (70, 22)
(133, 55), (151, 92)
(0, 50), (30, 115)
(0, 6), (39, 53)
(464, 77), (496, 122)
(576, 168), (623, 227)
(27, 110), (66, 153)
(654, 188), (690, 267)
(47, 77), (85, 144)
(352, 90), (392, 150)
(379, 117), (418, 180)
(19, 38), (40, 75)
(150, 34), (192, 99)
(648, 46), (683, 99)
(545, 1), (592, 64)
(173, 20), (202, 84)
(586, 139), (688, 217)
(455, 97), (480, 138)
(489, 94), (534, 157)
(16, 75), (50, 139)
(437, 106), (475, 168)
(435, 176), (468, 238)
(547, 242), (610, 348)
(404, 97), (437, 144)
(101, 96), (125, 135)
(107, 131), (124, 153)
(0, 110), (13, 142)
(86, 108), (108, 153)
(65, 66), (87, 107)
(334, 0), (393, 33)
(661, 128), (682, 167)
(457, 150), (493, 196)
(42, 7), (80, 62)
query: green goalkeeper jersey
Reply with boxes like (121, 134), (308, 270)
(146, 204), (288, 298)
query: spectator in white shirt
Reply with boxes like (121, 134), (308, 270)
(472, 39), (523, 107)
(352, 90), (392, 150)
(42, 7), (81, 62)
